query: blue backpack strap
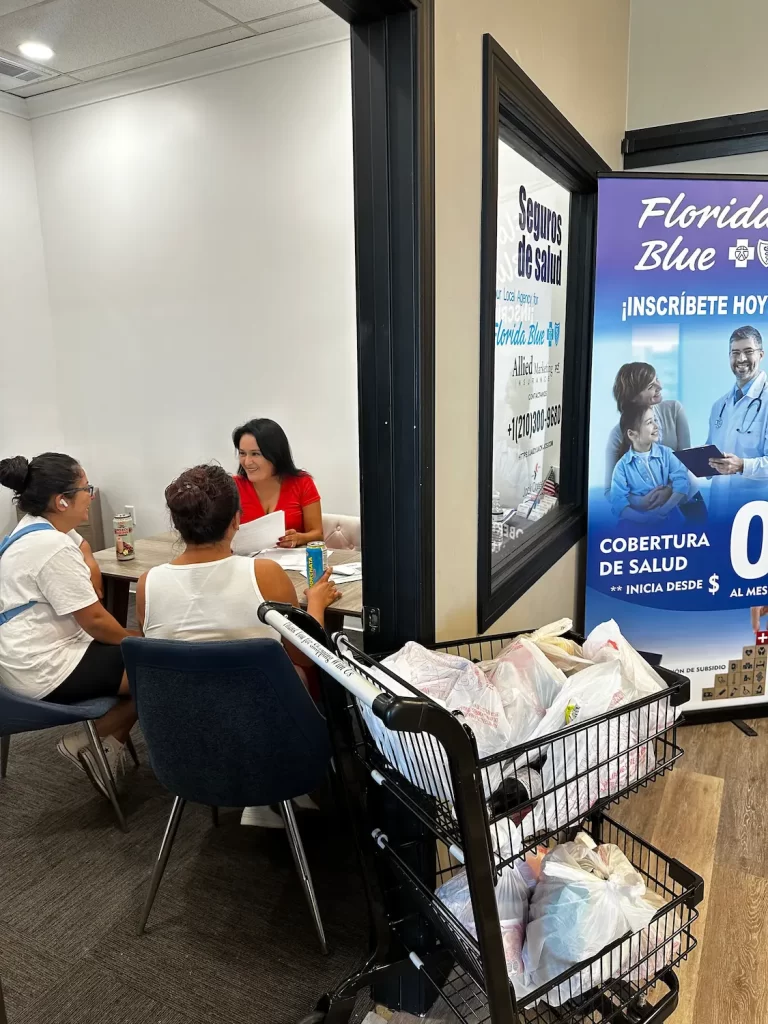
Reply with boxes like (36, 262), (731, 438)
(0, 522), (56, 625)
(0, 602), (38, 626)
(0, 522), (55, 557)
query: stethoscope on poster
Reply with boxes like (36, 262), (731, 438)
(714, 382), (767, 433)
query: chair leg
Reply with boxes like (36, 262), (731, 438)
(84, 720), (127, 832)
(125, 734), (140, 768)
(210, 806), (219, 827)
(0, 736), (9, 780)
(280, 800), (328, 954)
(138, 796), (186, 935)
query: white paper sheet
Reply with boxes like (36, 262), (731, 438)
(231, 511), (285, 556)
(330, 572), (362, 585)
(254, 547), (307, 570)
(328, 561), (362, 577)
(294, 561), (363, 585)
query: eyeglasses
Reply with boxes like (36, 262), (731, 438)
(65, 485), (95, 497)
(731, 348), (762, 358)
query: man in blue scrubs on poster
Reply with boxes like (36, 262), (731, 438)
(707, 325), (768, 515)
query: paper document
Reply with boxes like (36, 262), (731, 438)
(328, 561), (362, 577)
(232, 511), (285, 556)
(295, 559), (362, 585)
(255, 547), (306, 570)
(254, 548), (362, 584)
(330, 571), (362, 585)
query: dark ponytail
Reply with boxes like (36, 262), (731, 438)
(0, 453), (81, 516)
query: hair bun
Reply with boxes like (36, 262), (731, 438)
(0, 456), (30, 494)
(165, 464), (238, 546)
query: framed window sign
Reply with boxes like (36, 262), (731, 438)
(477, 35), (609, 632)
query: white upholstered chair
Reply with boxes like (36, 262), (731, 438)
(322, 513), (361, 551)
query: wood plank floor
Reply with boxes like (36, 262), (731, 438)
(392, 717), (768, 1024)
(614, 717), (768, 1024)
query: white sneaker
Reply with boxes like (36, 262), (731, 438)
(56, 726), (90, 774)
(292, 794), (320, 811)
(79, 737), (126, 800)
(240, 805), (285, 829)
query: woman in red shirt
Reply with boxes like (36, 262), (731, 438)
(232, 418), (323, 548)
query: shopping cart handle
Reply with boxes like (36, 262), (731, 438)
(259, 601), (333, 649)
(257, 601), (295, 624)
(258, 602), (384, 709)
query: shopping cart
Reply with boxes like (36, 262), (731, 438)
(259, 606), (704, 1024)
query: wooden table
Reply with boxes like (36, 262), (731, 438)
(93, 533), (363, 633)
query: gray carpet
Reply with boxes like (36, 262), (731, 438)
(0, 726), (369, 1024)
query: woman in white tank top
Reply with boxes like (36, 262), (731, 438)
(136, 464), (341, 828)
(142, 547), (279, 644)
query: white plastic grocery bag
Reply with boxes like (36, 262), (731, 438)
(521, 833), (661, 1005)
(354, 659), (457, 799)
(382, 642), (489, 704)
(519, 618), (594, 675)
(489, 636), (567, 724)
(583, 618), (674, 769)
(518, 659), (626, 748)
(436, 860), (532, 980)
(381, 643), (511, 755)
(357, 643), (511, 801)
(519, 662), (657, 836)
(583, 619), (673, 726)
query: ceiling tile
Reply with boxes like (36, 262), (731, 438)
(0, 0), (49, 15)
(250, 4), (331, 33)
(209, 0), (317, 24)
(72, 25), (251, 81)
(10, 72), (80, 96)
(0, 0), (235, 74)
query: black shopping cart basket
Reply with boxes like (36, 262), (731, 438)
(259, 605), (704, 1024)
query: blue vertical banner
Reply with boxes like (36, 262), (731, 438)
(586, 175), (768, 712)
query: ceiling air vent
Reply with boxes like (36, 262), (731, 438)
(0, 56), (55, 84)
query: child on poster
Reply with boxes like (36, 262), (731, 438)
(610, 406), (691, 523)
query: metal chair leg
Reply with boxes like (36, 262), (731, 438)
(138, 796), (186, 935)
(280, 800), (328, 954)
(210, 806), (219, 827)
(84, 720), (127, 832)
(125, 734), (140, 767)
(0, 736), (9, 779)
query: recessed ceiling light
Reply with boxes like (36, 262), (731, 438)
(18, 41), (54, 61)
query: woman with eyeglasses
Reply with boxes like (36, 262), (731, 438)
(232, 418), (323, 548)
(0, 453), (137, 793)
(605, 362), (704, 520)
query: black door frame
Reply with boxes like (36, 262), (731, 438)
(321, 0), (435, 653)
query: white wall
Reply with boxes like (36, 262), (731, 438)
(434, 0), (629, 639)
(29, 38), (357, 537)
(628, 0), (768, 129)
(0, 110), (60, 536)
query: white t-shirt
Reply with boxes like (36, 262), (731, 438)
(0, 515), (96, 699)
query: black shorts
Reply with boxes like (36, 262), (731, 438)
(44, 642), (125, 704)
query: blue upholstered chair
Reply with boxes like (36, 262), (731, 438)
(0, 687), (137, 830)
(122, 636), (332, 950)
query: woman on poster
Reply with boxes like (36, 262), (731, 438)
(605, 362), (704, 519)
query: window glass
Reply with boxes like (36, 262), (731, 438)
(491, 139), (571, 566)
